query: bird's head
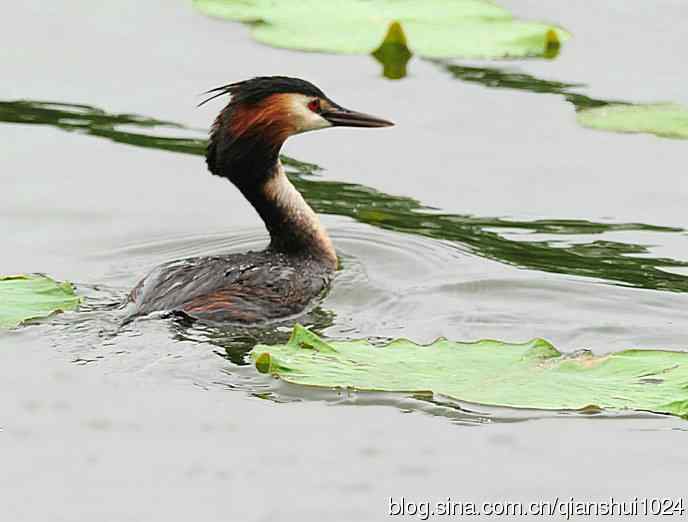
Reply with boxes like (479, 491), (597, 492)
(202, 76), (393, 175)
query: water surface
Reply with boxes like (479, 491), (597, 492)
(2, 1), (688, 520)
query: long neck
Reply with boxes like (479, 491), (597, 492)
(207, 118), (337, 269)
(243, 161), (336, 267)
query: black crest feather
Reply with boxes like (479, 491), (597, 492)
(198, 76), (326, 107)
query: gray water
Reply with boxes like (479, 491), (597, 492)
(2, 1), (688, 520)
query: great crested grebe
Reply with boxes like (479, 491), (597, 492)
(125, 76), (393, 323)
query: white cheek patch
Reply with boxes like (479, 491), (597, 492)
(285, 94), (332, 134)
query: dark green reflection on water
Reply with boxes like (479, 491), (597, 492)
(435, 61), (617, 110)
(296, 176), (688, 292)
(3, 99), (688, 292)
(0, 100), (320, 172)
(0, 100), (208, 155)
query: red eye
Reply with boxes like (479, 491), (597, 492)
(308, 99), (321, 112)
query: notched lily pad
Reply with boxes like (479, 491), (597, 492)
(193, 0), (570, 60)
(251, 325), (688, 419)
(0, 274), (81, 329)
(577, 103), (688, 140)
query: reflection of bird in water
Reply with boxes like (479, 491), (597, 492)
(125, 77), (393, 323)
(172, 306), (337, 366)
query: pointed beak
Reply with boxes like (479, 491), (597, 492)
(321, 107), (394, 128)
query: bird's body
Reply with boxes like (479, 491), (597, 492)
(124, 76), (391, 324)
(125, 250), (332, 323)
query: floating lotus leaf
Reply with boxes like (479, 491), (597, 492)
(0, 274), (80, 329)
(193, 0), (569, 59)
(577, 103), (688, 140)
(251, 325), (688, 418)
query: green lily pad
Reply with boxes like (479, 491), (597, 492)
(193, 0), (569, 59)
(251, 325), (688, 418)
(0, 274), (81, 329)
(577, 103), (688, 140)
